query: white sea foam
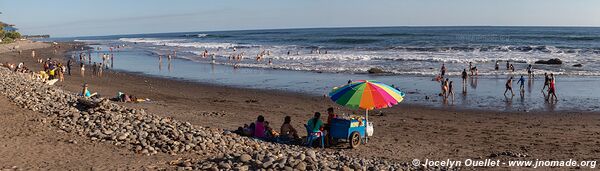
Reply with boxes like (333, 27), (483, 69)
(119, 38), (240, 49)
(112, 37), (600, 77)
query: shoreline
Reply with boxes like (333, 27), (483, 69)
(62, 42), (600, 112)
(2, 41), (600, 169)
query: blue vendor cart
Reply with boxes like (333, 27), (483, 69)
(329, 118), (372, 148)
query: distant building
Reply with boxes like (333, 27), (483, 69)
(1, 22), (18, 32)
(3, 25), (18, 32)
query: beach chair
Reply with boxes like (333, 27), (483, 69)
(304, 124), (324, 148)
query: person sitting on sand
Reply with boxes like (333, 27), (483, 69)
(235, 123), (255, 137)
(325, 107), (338, 144)
(264, 121), (279, 139)
(81, 83), (98, 98)
(504, 77), (515, 97)
(306, 112), (324, 135)
(280, 116), (299, 140)
(14, 62), (24, 72)
(253, 115), (267, 139)
(245, 123), (256, 136)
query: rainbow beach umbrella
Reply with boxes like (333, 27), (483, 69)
(329, 80), (405, 110)
(329, 80), (405, 142)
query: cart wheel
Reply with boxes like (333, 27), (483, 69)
(349, 131), (361, 148)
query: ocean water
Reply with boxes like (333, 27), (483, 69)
(49, 27), (600, 112)
(64, 26), (600, 77)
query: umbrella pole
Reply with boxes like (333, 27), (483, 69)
(365, 109), (368, 143)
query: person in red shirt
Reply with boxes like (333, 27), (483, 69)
(325, 107), (337, 146)
(326, 107), (337, 124)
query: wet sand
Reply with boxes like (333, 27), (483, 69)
(1, 41), (600, 169)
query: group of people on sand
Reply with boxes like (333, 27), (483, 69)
(78, 52), (112, 78)
(41, 58), (67, 82)
(504, 72), (558, 102)
(437, 60), (559, 102)
(236, 107), (339, 147)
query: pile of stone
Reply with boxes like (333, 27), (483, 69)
(0, 67), (420, 170)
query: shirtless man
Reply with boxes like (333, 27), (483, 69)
(542, 73), (550, 93)
(504, 76), (515, 97)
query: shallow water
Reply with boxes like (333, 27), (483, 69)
(70, 45), (600, 112)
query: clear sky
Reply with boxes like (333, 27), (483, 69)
(1, 0), (600, 37)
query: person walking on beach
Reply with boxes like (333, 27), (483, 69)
(80, 62), (85, 77)
(92, 62), (97, 77)
(517, 75), (525, 93)
(440, 63), (446, 78)
(67, 59), (72, 76)
(111, 54), (114, 68)
(504, 76), (515, 97)
(448, 81), (455, 102)
(548, 73), (558, 101)
(509, 64), (515, 72)
(440, 79), (446, 97)
(461, 69), (468, 93)
(506, 61), (510, 70)
(31, 50), (36, 58)
(98, 63), (103, 77)
(57, 64), (64, 82)
(542, 73), (550, 93)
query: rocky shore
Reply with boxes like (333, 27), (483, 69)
(0, 67), (418, 170)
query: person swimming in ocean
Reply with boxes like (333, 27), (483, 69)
(504, 76), (515, 97)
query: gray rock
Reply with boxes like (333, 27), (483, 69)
(239, 154), (252, 163)
(295, 162), (307, 171)
(306, 150), (316, 160)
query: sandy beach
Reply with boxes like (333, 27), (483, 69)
(0, 41), (599, 170)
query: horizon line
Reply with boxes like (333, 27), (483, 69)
(50, 25), (600, 39)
